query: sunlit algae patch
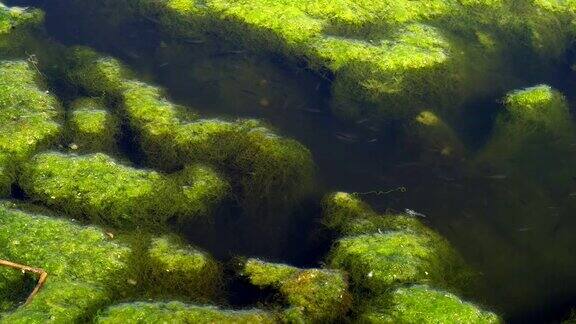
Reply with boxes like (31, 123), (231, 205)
(322, 192), (501, 322)
(242, 258), (351, 322)
(120, 0), (576, 123)
(0, 60), (62, 198)
(19, 152), (229, 229)
(65, 97), (119, 154)
(65, 46), (314, 211)
(0, 203), (223, 322)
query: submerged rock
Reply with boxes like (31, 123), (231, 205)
(0, 60), (62, 198)
(19, 152), (229, 229)
(242, 258), (351, 322)
(64, 47), (315, 211)
(360, 285), (501, 323)
(322, 192), (498, 322)
(65, 97), (119, 154)
(0, 205), (131, 322)
(122, 0), (576, 124)
(479, 85), (576, 194)
(95, 301), (276, 323)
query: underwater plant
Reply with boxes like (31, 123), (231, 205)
(242, 258), (351, 322)
(19, 152), (229, 229)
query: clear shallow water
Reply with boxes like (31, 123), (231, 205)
(7, 0), (576, 322)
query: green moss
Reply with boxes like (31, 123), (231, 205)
(124, 0), (576, 124)
(0, 205), (132, 322)
(19, 152), (229, 229)
(66, 97), (119, 154)
(0, 153), (14, 198)
(479, 85), (576, 193)
(330, 232), (469, 295)
(323, 192), (441, 237)
(324, 192), (474, 295)
(65, 48), (314, 210)
(0, 5), (45, 58)
(359, 285), (501, 323)
(145, 235), (221, 301)
(95, 301), (276, 323)
(243, 258), (351, 322)
(407, 110), (466, 161)
(66, 46), (132, 97)
(0, 60), (61, 161)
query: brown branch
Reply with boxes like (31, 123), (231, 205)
(0, 259), (48, 305)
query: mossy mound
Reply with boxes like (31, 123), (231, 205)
(359, 285), (501, 323)
(64, 47), (314, 210)
(479, 85), (576, 193)
(142, 235), (221, 301)
(329, 232), (469, 295)
(0, 60), (62, 197)
(66, 97), (119, 154)
(0, 5), (45, 58)
(120, 0), (576, 123)
(19, 152), (229, 229)
(405, 110), (467, 162)
(0, 204), (131, 322)
(242, 258), (351, 322)
(95, 301), (276, 323)
(323, 192), (484, 319)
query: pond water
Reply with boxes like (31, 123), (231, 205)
(6, 0), (576, 322)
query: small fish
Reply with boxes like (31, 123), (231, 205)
(297, 107), (324, 114)
(183, 38), (206, 44)
(241, 89), (258, 96)
(158, 62), (170, 68)
(517, 227), (531, 232)
(405, 209), (427, 218)
(366, 138), (378, 143)
(356, 118), (369, 124)
(485, 174), (507, 180)
(334, 132), (358, 143)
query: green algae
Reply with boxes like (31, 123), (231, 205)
(124, 0), (576, 123)
(0, 205), (132, 323)
(243, 258), (351, 322)
(64, 47), (315, 210)
(479, 85), (576, 194)
(66, 97), (119, 154)
(0, 60), (62, 197)
(359, 285), (501, 323)
(19, 152), (229, 229)
(323, 192), (485, 319)
(0, 5), (45, 59)
(144, 235), (221, 301)
(407, 110), (467, 162)
(95, 301), (276, 324)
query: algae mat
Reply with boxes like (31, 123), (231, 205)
(1, 0), (576, 322)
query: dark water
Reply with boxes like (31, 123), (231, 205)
(7, 0), (576, 322)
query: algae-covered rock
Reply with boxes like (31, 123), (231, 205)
(144, 235), (221, 301)
(0, 60), (62, 197)
(0, 205), (131, 322)
(329, 232), (469, 295)
(66, 97), (118, 154)
(19, 152), (229, 229)
(405, 110), (466, 162)
(0, 4), (45, 58)
(324, 192), (474, 293)
(479, 85), (576, 193)
(243, 258), (351, 322)
(65, 48), (314, 210)
(95, 301), (276, 323)
(123, 0), (576, 123)
(359, 285), (501, 323)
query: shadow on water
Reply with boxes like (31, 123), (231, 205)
(7, 0), (576, 321)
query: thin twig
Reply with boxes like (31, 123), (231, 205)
(0, 259), (48, 305)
